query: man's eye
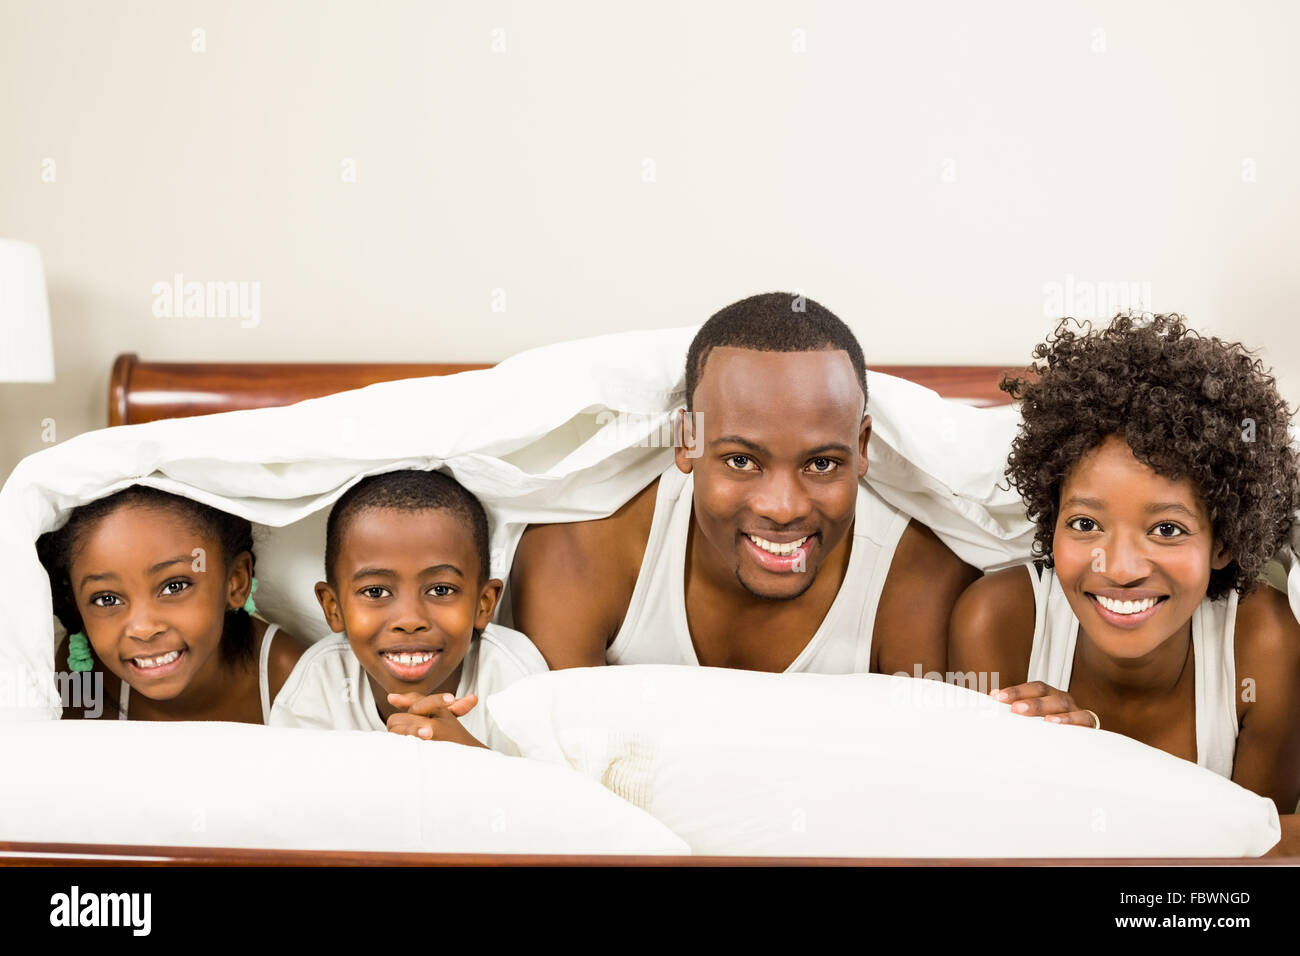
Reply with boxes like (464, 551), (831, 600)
(1066, 517), (1098, 533)
(1153, 522), (1186, 538)
(726, 455), (755, 471)
(808, 457), (837, 473)
(360, 586), (390, 599)
(90, 594), (121, 608)
(429, 585), (455, 598)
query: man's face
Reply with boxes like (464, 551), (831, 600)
(678, 347), (869, 601)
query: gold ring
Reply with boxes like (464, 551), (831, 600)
(1083, 709), (1101, 730)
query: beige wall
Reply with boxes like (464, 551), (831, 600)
(3, 0), (1299, 480)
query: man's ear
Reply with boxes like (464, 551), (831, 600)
(226, 551), (254, 612)
(476, 578), (504, 630)
(1210, 539), (1233, 572)
(674, 407), (700, 474)
(314, 582), (346, 633)
(857, 413), (873, 479)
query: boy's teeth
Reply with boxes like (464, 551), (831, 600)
(747, 534), (809, 556)
(384, 651), (434, 666)
(133, 649), (180, 669)
(1095, 595), (1159, 615)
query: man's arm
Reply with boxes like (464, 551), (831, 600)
(872, 520), (981, 676)
(509, 479), (659, 670)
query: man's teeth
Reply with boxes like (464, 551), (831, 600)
(133, 650), (180, 669)
(1095, 595), (1160, 615)
(383, 651), (435, 667)
(747, 534), (809, 556)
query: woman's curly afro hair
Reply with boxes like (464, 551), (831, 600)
(1001, 313), (1300, 600)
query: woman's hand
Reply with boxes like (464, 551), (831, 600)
(385, 691), (486, 747)
(992, 681), (1100, 728)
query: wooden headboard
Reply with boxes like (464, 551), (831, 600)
(108, 353), (1015, 426)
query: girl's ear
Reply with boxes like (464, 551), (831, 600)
(225, 551), (254, 611)
(475, 578), (504, 630)
(314, 582), (346, 633)
(857, 413), (873, 478)
(1211, 539), (1233, 572)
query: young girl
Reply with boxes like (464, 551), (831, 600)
(37, 485), (309, 723)
(950, 314), (1300, 815)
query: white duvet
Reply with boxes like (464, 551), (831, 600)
(1, 324), (1295, 856)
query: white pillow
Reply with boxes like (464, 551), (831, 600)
(487, 665), (1281, 858)
(0, 721), (689, 856)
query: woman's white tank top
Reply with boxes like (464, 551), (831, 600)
(1024, 562), (1239, 778)
(606, 465), (911, 672)
(118, 622), (281, 724)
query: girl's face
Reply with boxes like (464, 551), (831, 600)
(1052, 435), (1232, 660)
(68, 505), (251, 700)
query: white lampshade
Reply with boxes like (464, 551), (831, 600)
(0, 238), (55, 383)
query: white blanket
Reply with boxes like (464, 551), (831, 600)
(3, 325), (1297, 721)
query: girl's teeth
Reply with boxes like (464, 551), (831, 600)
(1095, 595), (1158, 615)
(384, 652), (434, 666)
(747, 534), (809, 556)
(134, 649), (180, 669)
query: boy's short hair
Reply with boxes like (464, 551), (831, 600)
(324, 470), (491, 586)
(1000, 313), (1300, 600)
(685, 292), (868, 413)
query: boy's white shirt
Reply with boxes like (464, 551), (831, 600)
(268, 622), (547, 754)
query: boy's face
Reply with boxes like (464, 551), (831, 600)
(1052, 435), (1231, 660)
(315, 507), (500, 707)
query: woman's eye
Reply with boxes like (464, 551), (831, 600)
(726, 455), (754, 471)
(89, 593), (121, 608)
(429, 585), (455, 598)
(160, 580), (191, 596)
(808, 457), (837, 473)
(1066, 517), (1098, 533)
(1153, 522), (1186, 538)
(360, 586), (390, 599)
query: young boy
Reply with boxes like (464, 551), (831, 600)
(269, 469), (548, 752)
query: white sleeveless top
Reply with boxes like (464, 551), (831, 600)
(118, 622), (281, 724)
(607, 465), (911, 672)
(1024, 562), (1239, 777)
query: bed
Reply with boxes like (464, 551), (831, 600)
(1, 347), (1290, 866)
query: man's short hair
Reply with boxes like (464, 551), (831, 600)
(685, 292), (868, 413)
(324, 469), (491, 585)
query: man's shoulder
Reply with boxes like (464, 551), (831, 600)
(514, 475), (661, 579)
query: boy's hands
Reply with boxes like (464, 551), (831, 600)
(386, 692), (487, 748)
(992, 681), (1100, 728)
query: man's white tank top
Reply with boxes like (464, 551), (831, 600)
(1024, 562), (1239, 778)
(606, 465), (911, 672)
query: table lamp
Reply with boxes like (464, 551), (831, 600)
(0, 238), (54, 384)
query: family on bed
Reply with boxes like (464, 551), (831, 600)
(38, 293), (1300, 818)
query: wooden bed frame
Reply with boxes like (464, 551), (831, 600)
(8, 351), (1283, 867)
(106, 353), (1017, 426)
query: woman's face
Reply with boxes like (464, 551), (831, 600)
(1052, 435), (1231, 660)
(68, 505), (250, 700)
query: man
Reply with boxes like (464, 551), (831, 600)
(509, 292), (978, 675)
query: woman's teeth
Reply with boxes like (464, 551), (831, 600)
(133, 650), (180, 669)
(1094, 595), (1160, 615)
(382, 651), (435, 666)
(747, 534), (808, 556)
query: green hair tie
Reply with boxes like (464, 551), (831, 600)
(67, 632), (94, 672)
(242, 577), (258, 615)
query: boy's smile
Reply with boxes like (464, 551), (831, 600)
(316, 506), (500, 721)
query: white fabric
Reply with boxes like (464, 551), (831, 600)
(269, 623), (546, 753)
(1025, 562), (1239, 779)
(4, 324), (1299, 723)
(607, 464), (911, 671)
(486, 664), (1281, 858)
(0, 719), (690, 855)
(117, 622), (281, 724)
